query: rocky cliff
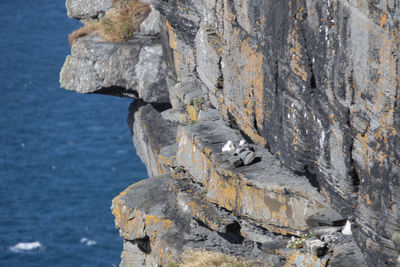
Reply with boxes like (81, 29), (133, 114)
(60, 0), (400, 266)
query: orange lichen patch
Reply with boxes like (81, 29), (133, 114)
(364, 194), (372, 206)
(165, 20), (177, 49)
(226, 103), (267, 146)
(356, 131), (371, 171)
(207, 169), (238, 211)
(379, 153), (387, 167)
(289, 28), (308, 82)
(379, 13), (388, 28)
(220, 35), (267, 147)
(186, 201), (221, 231)
(241, 40), (265, 132)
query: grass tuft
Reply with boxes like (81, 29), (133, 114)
(169, 249), (255, 267)
(69, 0), (150, 46)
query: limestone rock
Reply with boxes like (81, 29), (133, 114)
(60, 35), (169, 103)
(127, 101), (176, 177)
(303, 238), (327, 257)
(329, 236), (367, 267)
(306, 208), (346, 227)
(174, 110), (331, 233)
(62, 0), (400, 265)
(66, 0), (111, 20)
(151, 0), (400, 263)
(139, 5), (161, 35)
(112, 176), (285, 267)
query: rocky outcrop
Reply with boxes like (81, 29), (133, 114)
(61, 0), (400, 266)
(66, 0), (111, 20)
(60, 34), (169, 102)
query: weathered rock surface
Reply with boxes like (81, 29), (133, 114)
(61, 0), (400, 266)
(112, 176), (284, 267)
(127, 101), (175, 177)
(152, 0), (400, 264)
(60, 35), (169, 102)
(66, 0), (111, 20)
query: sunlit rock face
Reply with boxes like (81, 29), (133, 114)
(61, 0), (400, 266)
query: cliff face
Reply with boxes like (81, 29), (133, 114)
(61, 0), (400, 266)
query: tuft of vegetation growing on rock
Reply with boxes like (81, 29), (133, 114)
(168, 249), (255, 267)
(287, 233), (314, 249)
(69, 0), (150, 46)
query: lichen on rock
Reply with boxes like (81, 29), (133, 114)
(60, 0), (400, 266)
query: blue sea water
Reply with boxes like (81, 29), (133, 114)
(0, 1), (148, 266)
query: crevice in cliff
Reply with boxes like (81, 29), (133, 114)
(136, 236), (151, 254)
(218, 222), (244, 244)
(216, 56), (224, 91)
(347, 69), (360, 194)
(93, 86), (140, 98)
(349, 142), (361, 194)
(274, 59), (280, 96)
(294, 165), (320, 191)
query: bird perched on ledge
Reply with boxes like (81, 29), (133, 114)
(222, 140), (235, 152)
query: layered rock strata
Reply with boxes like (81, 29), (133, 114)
(61, 0), (400, 266)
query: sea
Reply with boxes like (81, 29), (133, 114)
(0, 0), (148, 266)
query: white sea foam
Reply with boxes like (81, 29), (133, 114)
(80, 237), (97, 246)
(10, 241), (42, 252)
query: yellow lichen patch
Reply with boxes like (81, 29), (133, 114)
(187, 201), (221, 231)
(145, 215), (173, 233)
(226, 103), (267, 146)
(285, 250), (327, 267)
(186, 104), (198, 121)
(220, 35), (267, 147)
(112, 181), (146, 230)
(241, 39), (265, 132)
(207, 169), (238, 211)
(157, 153), (173, 169)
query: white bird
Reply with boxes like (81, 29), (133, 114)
(341, 220), (352, 235)
(222, 140), (236, 152)
(239, 140), (246, 147)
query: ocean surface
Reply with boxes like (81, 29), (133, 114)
(0, 1), (148, 266)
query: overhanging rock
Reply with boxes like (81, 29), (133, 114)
(60, 34), (169, 103)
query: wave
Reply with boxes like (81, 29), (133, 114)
(80, 237), (97, 246)
(10, 241), (42, 252)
